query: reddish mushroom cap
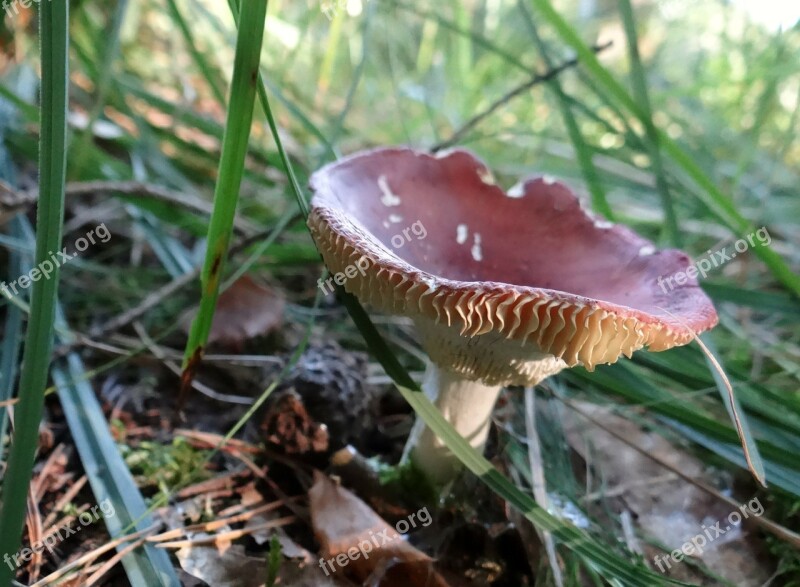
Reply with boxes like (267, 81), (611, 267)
(308, 147), (718, 385)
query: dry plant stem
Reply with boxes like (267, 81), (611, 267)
(1, 180), (258, 234)
(404, 362), (503, 484)
(524, 388), (564, 587)
(431, 41), (613, 152)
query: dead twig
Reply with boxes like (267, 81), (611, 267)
(81, 535), (151, 587)
(523, 388), (563, 587)
(71, 181), (259, 235)
(87, 270), (198, 340)
(431, 41), (613, 152)
(132, 322), (255, 405)
(149, 499), (299, 542)
(29, 524), (159, 587)
(175, 429), (263, 455)
(152, 516), (297, 549)
(27, 445), (68, 582)
(83, 221), (295, 342)
(174, 470), (246, 500)
(42, 476), (88, 529)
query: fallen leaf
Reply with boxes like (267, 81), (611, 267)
(564, 401), (773, 586)
(176, 544), (265, 587)
(274, 560), (339, 586)
(309, 472), (449, 587)
(201, 275), (285, 347)
(244, 512), (313, 561)
(178, 539), (338, 587)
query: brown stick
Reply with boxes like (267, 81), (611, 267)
(431, 41), (613, 153)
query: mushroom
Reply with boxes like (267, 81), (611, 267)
(308, 147), (718, 484)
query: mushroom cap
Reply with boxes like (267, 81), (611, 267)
(308, 147), (718, 385)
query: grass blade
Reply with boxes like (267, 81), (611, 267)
(181, 0), (270, 395)
(10, 209), (180, 586)
(165, 0), (227, 105)
(0, 187), (180, 587)
(702, 282), (800, 316)
(53, 347), (181, 585)
(71, 0), (128, 179)
(616, 0), (679, 244)
(517, 1), (613, 220)
(0, 0), (69, 582)
(697, 335), (766, 485)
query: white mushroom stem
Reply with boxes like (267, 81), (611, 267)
(402, 362), (503, 485)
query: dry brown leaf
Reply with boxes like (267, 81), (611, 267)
(244, 512), (312, 561)
(176, 544), (264, 587)
(309, 472), (449, 587)
(203, 275), (284, 347)
(564, 401), (773, 586)
(178, 541), (335, 587)
(274, 560), (340, 586)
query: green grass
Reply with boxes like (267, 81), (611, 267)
(181, 0), (270, 397)
(616, 0), (678, 244)
(0, 1), (69, 583)
(518, 1), (613, 221)
(0, 0), (798, 584)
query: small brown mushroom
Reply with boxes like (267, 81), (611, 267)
(308, 147), (717, 484)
